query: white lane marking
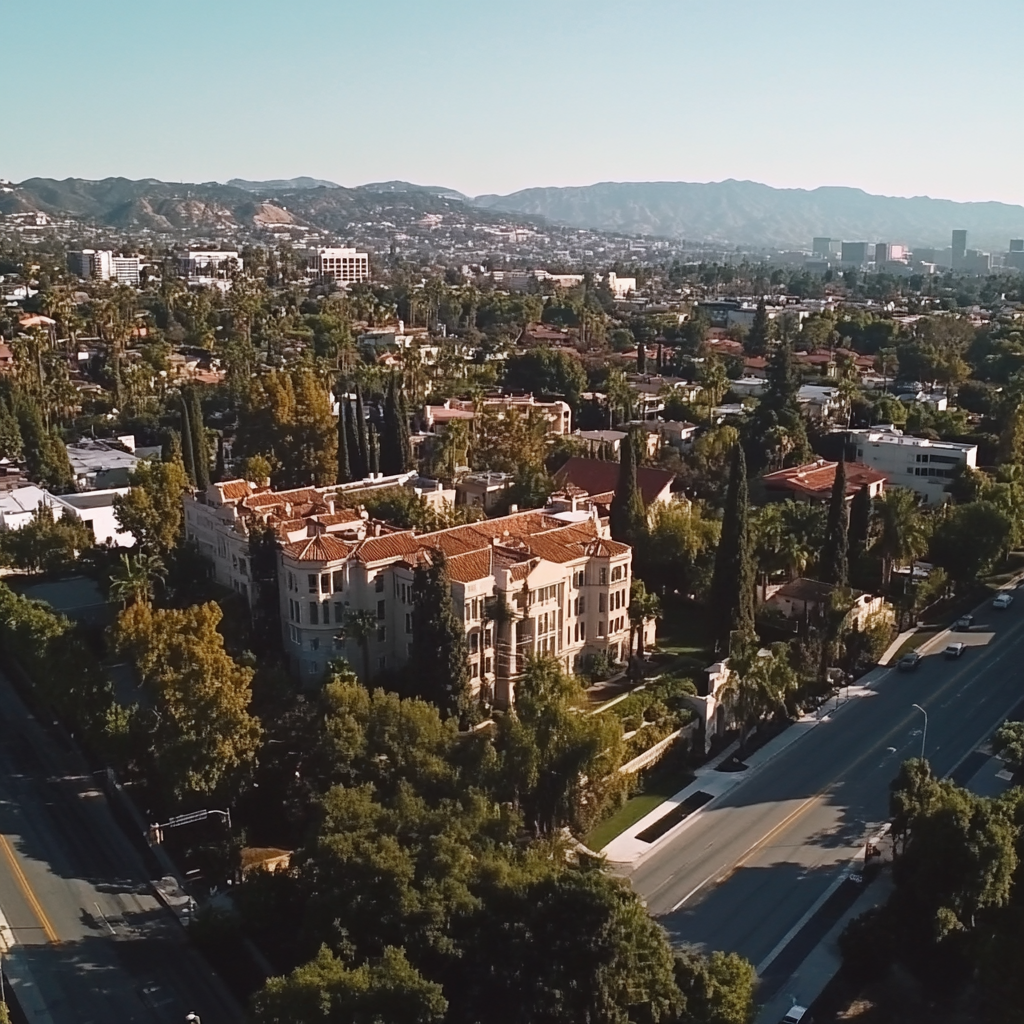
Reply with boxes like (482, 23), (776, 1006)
(93, 902), (115, 935)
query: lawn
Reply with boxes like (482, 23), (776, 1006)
(584, 755), (694, 852)
(650, 600), (713, 678)
(891, 628), (937, 663)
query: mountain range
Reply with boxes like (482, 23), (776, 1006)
(4, 175), (1024, 251)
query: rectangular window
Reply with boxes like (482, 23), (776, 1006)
(599, 594), (607, 613)
(375, 575), (385, 592)
(308, 574), (318, 593)
(599, 568), (608, 585)
(485, 656), (492, 675)
(322, 601), (331, 624)
(335, 602), (344, 624)
(471, 660), (479, 679)
(333, 571), (344, 592)
(321, 573), (330, 593)
(377, 599), (386, 620)
(579, 595), (585, 614)
(484, 626), (493, 648)
(378, 655), (387, 671)
(406, 612), (412, 634)
(598, 621), (605, 637)
(377, 625), (387, 642)
(311, 637), (320, 651)
(309, 602), (319, 625)
(470, 632), (479, 653)
(580, 621), (586, 640)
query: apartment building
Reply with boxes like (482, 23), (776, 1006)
(178, 250), (242, 283)
(308, 247), (370, 285)
(424, 394), (573, 436)
(67, 249), (114, 281)
(846, 426), (977, 505)
(184, 480), (645, 704)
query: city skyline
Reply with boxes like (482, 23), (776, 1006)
(5, 0), (1024, 205)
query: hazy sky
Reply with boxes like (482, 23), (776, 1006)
(5, 0), (1023, 203)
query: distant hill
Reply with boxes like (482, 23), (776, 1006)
(473, 179), (1024, 250)
(227, 176), (340, 191)
(0, 176), (532, 238)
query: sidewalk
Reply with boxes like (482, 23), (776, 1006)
(602, 680), (882, 865)
(755, 872), (893, 1024)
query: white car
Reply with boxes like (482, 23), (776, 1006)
(780, 1007), (809, 1024)
(993, 592), (1014, 609)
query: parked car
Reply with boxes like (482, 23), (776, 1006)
(993, 592), (1014, 609)
(780, 1007), (809, 1024)
(955, 614), (975, 631)
(945, 642), (967, 659)
(898, 651), (923, 672)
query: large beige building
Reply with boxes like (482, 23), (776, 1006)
(184, 480), (645, 705)
(308, 246), (370, 285)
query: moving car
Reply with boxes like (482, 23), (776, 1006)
(780, 1007), (809, 1024)
(898, 651), (923, 672)
(945, 642), (967, 659)
(993, 592), (1014, 609)
(955, 614), (974, 631)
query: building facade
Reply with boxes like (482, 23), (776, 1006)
(308, 247), (370, 285)
(184, 480), (646, 704)
(846, 426), (977, 504)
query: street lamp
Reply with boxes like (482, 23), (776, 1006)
(911, 703), (928, 761)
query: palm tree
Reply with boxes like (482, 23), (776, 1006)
(109, 553), (165, 607)
(343, 609), (378, 683)
(627, 580), (661, 669)
(874, 488), (929, 590)
(698, 356), (729, 424)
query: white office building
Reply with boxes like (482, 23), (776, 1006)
(178, 250), (242, 282)
(308, 247), (370, 285)
(67, 249), (114, 281)
(847, 426), (977, 505)
(110, 256), (142, 286)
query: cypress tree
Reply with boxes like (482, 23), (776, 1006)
(636, 342), (647, 374)
(746, 297), (772, 356)
(609, 427), (646, 545)
(849, 483), (871, 558)
(410, 549), (472, 721)
(188, 386), (210, 489)
(820, 459), (849, 586)
(337, 393), (352, 483)
(368, 422), (380, 476)
(709, 445), (756, 653)
(179, 392), (196, 486)
(380, 374), (403, 475)
(397, 382), (413, 470)
(214, 435), (226, 482)
(355, 384), (370, 477)
(346, 399), (366, 479)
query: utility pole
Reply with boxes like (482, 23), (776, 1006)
(912, 703), (928, 761)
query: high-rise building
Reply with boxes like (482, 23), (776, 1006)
(952, 230), (968, 269)
(840, 241), (869, 265)
(812, 237), (834, 259)
(67, 249), (114, 280)
(110, 256), (142, 286)
(308, 247), (370, 285)
(1010, 240), (1024, 253)
(874, 242), (890, 266)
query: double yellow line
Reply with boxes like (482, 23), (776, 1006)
(0, 834), (59, 944)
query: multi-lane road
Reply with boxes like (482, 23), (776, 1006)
(629, 591), (1024, 983)
(0, 673), (244, 1024)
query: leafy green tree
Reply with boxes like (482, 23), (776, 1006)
(636, 501), (720, 599)
(113, 601), (262, 801)
(0, 505), (93, 572)
(493, 656), (625, 835)
(819, 459), (849, 586)
(627, 579), (660, 661)
(993, 721), (1024, 774)
(343, 608), (377, 684)
(503, 349), (587, 411)
(708, 445), (755, 653)
(410, 550), (472, 721)
(747, 339), (810, 471)
(744, 297), (772, 357)
(674, 948), (757, 1024)
(609, 427), (646, 545)
(113, 456), (189, 554)
(930, 500), (1012, 587)
(253, 945), (447, 1024)
(0, 399), (24, 461)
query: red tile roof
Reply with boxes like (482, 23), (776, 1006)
(283, 534), (352, 563)
(553, 457), (674, 507)
(762, 460), (887, 500)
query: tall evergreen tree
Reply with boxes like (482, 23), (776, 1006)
(708, 445), (756, 653)
(410, 549), (472, 721)
(345, 399), (366, 479)
(187, 386), (210, 489)
(337, 393), (352, 483)
(745, 297), (772, 356)
(636, 342), (646, 373)
(849, 483), (872, 558)
(213, 435), (226, 482)
(355, 384), (370, 477)
(179, 392), (196, 486)
(609, 428), (646, 544)
(820, 459), (849, 586)
(368, 423), (380, 476)
(397, 382), (413, 470)
(0, 399), (24, 461)
(379, 374), (405, 476)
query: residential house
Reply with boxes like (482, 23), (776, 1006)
(763, 577), (891, 632)
(424, 395), (572, 436)
(760, 460), (887, 503)
(552, 457), (675, 514)
(66, 440), (140, 491)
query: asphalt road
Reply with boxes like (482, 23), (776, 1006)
(0, 672), (244, 1024)
(628, 592), (1024, 973)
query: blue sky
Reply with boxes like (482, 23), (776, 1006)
(5, 0), (1023, 203)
